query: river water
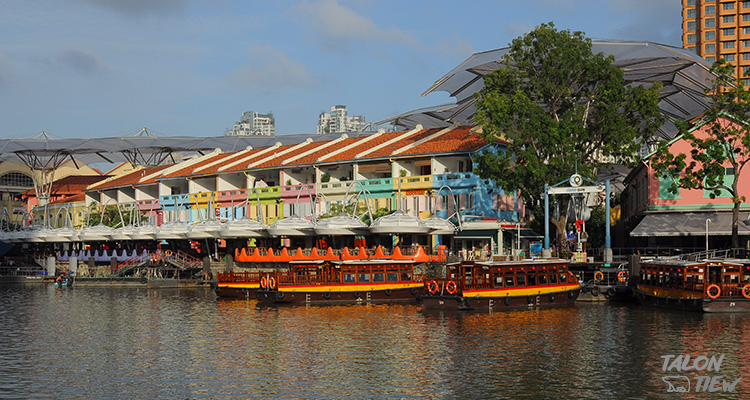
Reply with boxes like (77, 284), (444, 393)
(0, 284), (748, 400)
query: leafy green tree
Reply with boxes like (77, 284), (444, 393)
(652, 59), (750, 249)
(473, 22), (662, 246)
(318, 202), (358, 219)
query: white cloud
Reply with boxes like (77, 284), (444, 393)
(296, 0), (420, 49)
(229, 45), (318, 92)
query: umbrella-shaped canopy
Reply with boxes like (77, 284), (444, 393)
(129, 224), (157, 241)
(267, 215), (316, 237)
(315, 214), (369, 236)
(421, 215), (458, 235)
(78, 224), (114, 242)
(382, 40), (714, 141)
(155, 222), (190, 240)
(369, 210), (430, 234)
(186, 220), (224, 240)
(218, 218), (267, 239)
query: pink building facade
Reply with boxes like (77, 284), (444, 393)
(622, 116), (750, 251)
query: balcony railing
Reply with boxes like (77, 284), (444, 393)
(394, 175), (432, 191)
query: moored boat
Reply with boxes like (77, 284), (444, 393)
(217, 245), (431, 300)
(420, 259), (581, 311)
(214, 271), (263, 299)
(255, 259), (425, 305)
(633, 258), (750, 312)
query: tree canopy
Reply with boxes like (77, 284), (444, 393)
(473, 22), (663, 242)
(652, 59), (750, 249)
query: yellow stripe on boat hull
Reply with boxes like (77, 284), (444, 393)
(219, 283), (261, 289)
(463, 283), (580, 298)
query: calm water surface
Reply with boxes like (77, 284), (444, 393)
(1, 283), (749, 399)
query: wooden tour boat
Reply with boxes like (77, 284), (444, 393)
(214, 271), (263, 299)
(420, 259), (581, 311)
(255, 258), (425, 305)
(215, 245), (431, 299)
(633, 258), (750, 312)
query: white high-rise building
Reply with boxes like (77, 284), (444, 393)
(227, 111), (275, 136)
(316, 105), (366, 135)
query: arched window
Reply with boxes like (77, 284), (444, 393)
(0, 172), (34, 188)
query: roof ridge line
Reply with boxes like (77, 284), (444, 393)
(247, 138), (314, 169)
(282, 134), (348, 165)
(194, 146), (252, 174)
(391, 122), (459, 156)
(218, 143), (281, 172)
(354, 125), (423, 159)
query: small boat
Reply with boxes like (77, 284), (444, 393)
(420, 259), (581, 311)
(54, 272), (74, 287)
(633, 258), (750, 312)
(255, 259), (425, 305)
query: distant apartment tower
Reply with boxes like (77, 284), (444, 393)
(682, 0), (750, 82)
(316, 105), (366, 135)
(227, 111), (275, 136)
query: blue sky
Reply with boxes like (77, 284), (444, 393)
(0, 0), (682, 139)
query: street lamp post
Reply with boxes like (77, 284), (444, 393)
(705, 219), (711, 253)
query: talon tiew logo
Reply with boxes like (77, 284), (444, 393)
(661, 354), (742, 393)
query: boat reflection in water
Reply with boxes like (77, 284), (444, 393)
(634, 257), (750, 312)
(420, 259), (581, 311)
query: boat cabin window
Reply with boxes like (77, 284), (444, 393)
(559, 273), (567, 283)
(516, 275), (526, 286)
(464, 272), (474, 286)
(505, 276), (515, 287)
(527, 274), (535, 285)
(538, 274), (548, 285)
(495, 276), (503, 287)
(344, 273), (356, 283)
(549, 273), (557, 284)
(401, 272), (412, 281)
(373, 273), (384, 282)
(387, 272), (398, 282)
(358, 273), (370, 283)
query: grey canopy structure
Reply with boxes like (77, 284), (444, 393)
(379, 40), (715, 141)
(0, 128), (366, 209)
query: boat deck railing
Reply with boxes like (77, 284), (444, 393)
(217, 271), (264, 283)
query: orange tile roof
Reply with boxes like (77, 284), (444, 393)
(250, 141), (320, 169)
(362, 128), (442, 159)
(90, 165), (170, 190)
(199, 147), (271, 175)
(396, 126), (489, 156)
(49, 192), (86, 205)
(284, 137), (362, 166)
(21, 175), (108, 197)
(320, 132), (399, 163)
(160, 153), (230, 178)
